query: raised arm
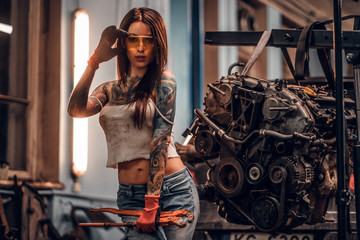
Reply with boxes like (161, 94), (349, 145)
(67, 69), (109, 118)
(68, 25), (127, 118)
(68, 66), (105, 117)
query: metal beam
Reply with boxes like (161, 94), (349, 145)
(205, 30), (360, 49)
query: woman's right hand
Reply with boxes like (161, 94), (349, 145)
(94, 25), (128, 63)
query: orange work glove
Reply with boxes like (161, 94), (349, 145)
(88, 25), (128, 69)
(136, 195), (161, 233)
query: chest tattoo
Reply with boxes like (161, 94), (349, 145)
(107, 76), (142, 105)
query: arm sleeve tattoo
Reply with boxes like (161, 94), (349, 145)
(147, 71), (176, 196)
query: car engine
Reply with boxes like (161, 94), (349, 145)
(188, 63), (356, 232)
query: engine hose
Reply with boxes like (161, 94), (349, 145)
(228, 62), (245, 75)
(194, 109), (259, 144)
(195, 109), (314, 144)
(259, 129), (313, 142)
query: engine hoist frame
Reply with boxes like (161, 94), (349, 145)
(204, 15), (360, 239)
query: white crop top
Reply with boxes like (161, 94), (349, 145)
(99, 98), (179, 168)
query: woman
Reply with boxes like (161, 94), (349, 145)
(68, 7), (199, 239)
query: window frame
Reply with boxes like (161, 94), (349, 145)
(3, 0), (61, 184)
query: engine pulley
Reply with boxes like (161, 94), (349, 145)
(262, 97), (280, 121)
(246, 163), (265, 185)
(252, 196), (281, 232)
(269, 166), (287, 184)
(268, 157), (314, 193)
(215, 83), (232, 107)
(214, 159), (245, 198)
(194, 130), (217, 156)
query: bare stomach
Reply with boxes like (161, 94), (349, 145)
(117, 157), (185, 184)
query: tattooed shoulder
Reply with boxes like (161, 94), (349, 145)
(158, 71), (176, 93)
(162, 70), (175, 80)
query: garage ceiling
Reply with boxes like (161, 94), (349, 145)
(258, 0), (360, 30)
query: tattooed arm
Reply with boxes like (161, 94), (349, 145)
(135, 71), (176, 232)
(68, 25), (124, 118)
(147, 70), (176, 196)
(68, 65), (108, 118)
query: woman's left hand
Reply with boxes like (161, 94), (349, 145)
(136, 195), (161, 232)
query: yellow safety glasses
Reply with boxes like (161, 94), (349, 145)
(125, 35), (155, 50)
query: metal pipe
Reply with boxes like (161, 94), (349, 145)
(333, 0), (348, 239)
(208, 83), (226, 95)
(259, 129), (312, 141)
(354, 66), (360, 133)
(191, 0), (203, 117)
(194, 109), (258, 144)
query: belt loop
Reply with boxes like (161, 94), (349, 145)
(129, 185), (134, 198)
(162, 179), (169, 194)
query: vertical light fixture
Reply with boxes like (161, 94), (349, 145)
(72, 9), (89, 192)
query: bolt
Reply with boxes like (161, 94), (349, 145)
(346, 53), (355, 63)
(274, 170), (282, 180)
(251, 169), (258, 177)
(283, 33), (293, 41)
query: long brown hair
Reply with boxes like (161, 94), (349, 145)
(117, 7), (168, 128)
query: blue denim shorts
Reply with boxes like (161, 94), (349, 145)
(117, 167), (200, 240)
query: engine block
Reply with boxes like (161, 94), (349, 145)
(190, 65), (356, 232)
